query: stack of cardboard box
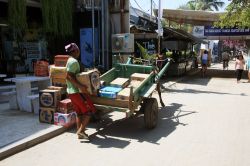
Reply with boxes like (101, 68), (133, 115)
(39, 55), (76, 127)
(98, 73), (149, 101)
(39, 88), (62, 124)
(50, 65), (67, 87)
(54, 98), (76, 128)
(50, 55), (69, 87)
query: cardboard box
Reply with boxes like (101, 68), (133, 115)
(39, 89), (61, 108)
(54, 112), (77, 128)
(76, 69), (100, 95)
(110, 78), (130, 88)
(34, 61), (49, 77)
(58, 98), (74, 114)
(54, 55), (69, 67)
(131, 73), (149, 81)
(47, 86), (67, 100)
(39, 107), (56, 124)
(128, 80), (142, 88)
(117, 88), (131, 100)
(50, 65), (67, 79)
(47, 86), (66, 95)
(52, 78), (67, 88)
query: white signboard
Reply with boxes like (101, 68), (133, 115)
(193, 26), (204, 38)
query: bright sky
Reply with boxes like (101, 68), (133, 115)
(130, 0), (231, 12)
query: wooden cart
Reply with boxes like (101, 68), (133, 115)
(90, 58), (171, 129)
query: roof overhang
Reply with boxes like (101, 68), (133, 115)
(163, 27), (207, 44)
(133, 33), (158, 39)
(130, 25), (206, 44)
(155, 9), (224, 26)
(130, 12), (206, 44)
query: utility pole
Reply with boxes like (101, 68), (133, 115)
(92, 0), (95, 67)
(150, 0), (153, 21)
(158, 0), (162, 55)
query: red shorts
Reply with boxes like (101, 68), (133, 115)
(68, 93), (96, 116)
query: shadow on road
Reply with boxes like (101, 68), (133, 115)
(161, 68), (248, 87)
(162, 76), (212, 87)
(162, 87), (248, 97)
(205, 69), (248, 79)
(183, 69), (248, 84)
(84, 103), (196, 148)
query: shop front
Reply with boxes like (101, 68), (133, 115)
(0, 1), (47, 76)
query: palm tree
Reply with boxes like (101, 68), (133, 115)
(178, 3), (196, 10)
(187, 0), (225, 11)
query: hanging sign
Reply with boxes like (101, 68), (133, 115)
(204, 26), (250, 36)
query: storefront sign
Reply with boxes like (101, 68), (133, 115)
(193, 26), (205, 38)
(204, 26), (250, 36)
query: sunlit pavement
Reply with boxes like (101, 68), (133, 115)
(1, 62), (250, 166)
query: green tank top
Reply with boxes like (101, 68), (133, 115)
(66, 57), (80, 94)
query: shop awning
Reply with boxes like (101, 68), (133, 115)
(130, 23), (205, 44)
(163, 27), (207, 44)
(155, 9), (224, 26)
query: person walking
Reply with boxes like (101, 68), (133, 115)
(222, 51), (229, 70)
(235, 53), (245, 83)
(65, 43), (96, 140)
(201, 50), (209, 77)
(246, 56), (250, 82)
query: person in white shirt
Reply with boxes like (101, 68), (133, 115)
(201, 50), (209, 77)
(235, 53), (245, 83)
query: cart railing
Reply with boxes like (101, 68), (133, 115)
(93, 57), (172, 113)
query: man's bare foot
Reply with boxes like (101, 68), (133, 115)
(77, 132), (89, 140)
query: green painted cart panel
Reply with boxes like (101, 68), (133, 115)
(95, 60), (171, 114)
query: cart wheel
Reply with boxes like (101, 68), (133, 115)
(143, 98), (158, 129)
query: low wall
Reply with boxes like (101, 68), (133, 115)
(166, 60), (192, 76)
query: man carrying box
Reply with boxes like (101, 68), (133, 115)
(65, 43), (96, 140)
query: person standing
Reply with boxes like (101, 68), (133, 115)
(246, 56), (250, 82)
(235, 53), (245, 83)
(201, 50), (209, 77)
(65, 43), (96, 140)
(222, 51), (229, 70)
